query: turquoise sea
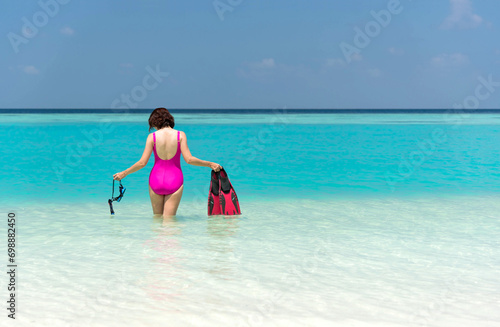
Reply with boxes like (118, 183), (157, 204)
(1, 112), (499, 327)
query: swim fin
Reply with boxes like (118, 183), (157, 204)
(208, 170), (222, 216)
(218, 168), (241, 215)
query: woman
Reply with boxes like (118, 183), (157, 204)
(113, 108), (221, 217)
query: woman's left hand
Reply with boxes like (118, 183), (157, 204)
(210, 162), (222, 172)
(113, 172), (126, 181)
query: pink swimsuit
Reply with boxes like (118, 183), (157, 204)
(149, 131), (183, 195)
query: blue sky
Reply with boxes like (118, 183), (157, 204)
(1, 0), (499, 109)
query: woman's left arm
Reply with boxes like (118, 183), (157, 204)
(113, 134), (153, 181)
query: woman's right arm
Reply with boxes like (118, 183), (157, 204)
(179, 131), (221, 171)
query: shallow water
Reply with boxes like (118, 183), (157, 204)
(10, 196), (500, 327)
(1, 113), (499, 326)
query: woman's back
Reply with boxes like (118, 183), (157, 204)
(153, 129), (181, 160)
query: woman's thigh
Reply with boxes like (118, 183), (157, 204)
(149, 185), (165, 216)
(163, 185), (184, 217)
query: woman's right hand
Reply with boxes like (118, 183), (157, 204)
(210, 162), (222, 172)
(113, 171), (126, 181)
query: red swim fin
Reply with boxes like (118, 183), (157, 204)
(208, 170), (221, 216)
(218, 168), (241, 215)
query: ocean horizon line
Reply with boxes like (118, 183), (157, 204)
(1, 108), (500, 114)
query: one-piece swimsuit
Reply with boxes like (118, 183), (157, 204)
(149, 131), (183, 195)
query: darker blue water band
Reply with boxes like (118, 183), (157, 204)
(1, 109), (500, 114)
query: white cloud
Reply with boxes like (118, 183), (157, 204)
(350, 53), (363, 62)
(441, 0), (483, 29)
(388, 47), (405, 56)
(325, 58), (346, 68)
(22, 66), (40, 74)
(237, 58), (314, 82)
(367, 68), (382, 77)
(237, 58), (276, 80)
(431, 53), (469, 67)
(251, 58), (275, 69)
(60, 26), (75, 36)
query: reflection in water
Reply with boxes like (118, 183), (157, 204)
(140, 216), (185, 307)
(204, 216), (241, 279)
(183, 215), (242, 310)
(139, 215), (242, 311)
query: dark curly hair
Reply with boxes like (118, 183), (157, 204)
(148, 108), (175, 131)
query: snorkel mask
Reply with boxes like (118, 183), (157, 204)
(108, 180), (126, 215)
